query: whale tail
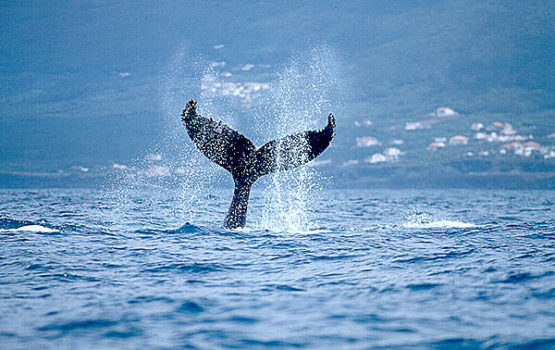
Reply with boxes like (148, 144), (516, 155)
(181, 100), (335, 228)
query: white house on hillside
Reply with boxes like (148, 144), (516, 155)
(356, 136), (380, 147)
(405, 122), (427, 130)
(354, 120), (373, 127)
(364, 153), (387, 164)
(427, 141), (446, 150)
(384, 147), (404, 159)
(435, 107), (458, 117)
(471, 123), (484, 131)
(449, 135), (469, 145)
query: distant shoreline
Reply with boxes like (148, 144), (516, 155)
(1, 171), (553, 190)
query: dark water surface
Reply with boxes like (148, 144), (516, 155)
(0, 189), (553, 349)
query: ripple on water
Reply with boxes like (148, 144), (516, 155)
(128, 296), (175, 304)
(176, 300), (205, 313)
(1, 188), (554, 348)
(141, 262), (227, 274)
(37, 319), (117, 333)
(406, 283), (443, 291)
(37, 273), (100, 283)
(499, 271), (553, 284)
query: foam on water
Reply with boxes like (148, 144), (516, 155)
(402, 212), (476, 229)
(402, 219), (476, 229)
(0, 225), (59, 233)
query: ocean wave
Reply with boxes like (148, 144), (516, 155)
(0, 217), (62, 233)
(37, 319), (116, 332)
(141, 262), (227, 274)
(0, 217), (34, 229)
(176, 300), (205, 313)
(402, 219), (476, 229)
(1, 189), (554, 348)
(402, 212), (475, 229)
(0, 224), (60, 233)
(244, 224), (331, 235)
(134, 222), (205, 235)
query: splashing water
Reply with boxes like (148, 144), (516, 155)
(402, 211), (476, 229)
(158, 48), (232, 224)
(256, 47), (342, 232)
(108, 45), (342, 231)
(107, 46), (231, 227)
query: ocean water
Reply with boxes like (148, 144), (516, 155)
(0, 188), (553, 349)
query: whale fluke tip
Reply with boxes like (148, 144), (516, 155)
(182, 99), (197, 115)
(328, 113), (335, 127)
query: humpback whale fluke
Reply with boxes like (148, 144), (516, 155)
(181, 99), (335, 229)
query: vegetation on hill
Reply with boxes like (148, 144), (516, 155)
(0, 1), (552, 187)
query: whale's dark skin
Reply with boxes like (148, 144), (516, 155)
(181, 99), (335, 229)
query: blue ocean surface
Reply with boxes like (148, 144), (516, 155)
(0, 188), (553, 349)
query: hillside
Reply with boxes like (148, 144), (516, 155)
(0, 1), (553, 187)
